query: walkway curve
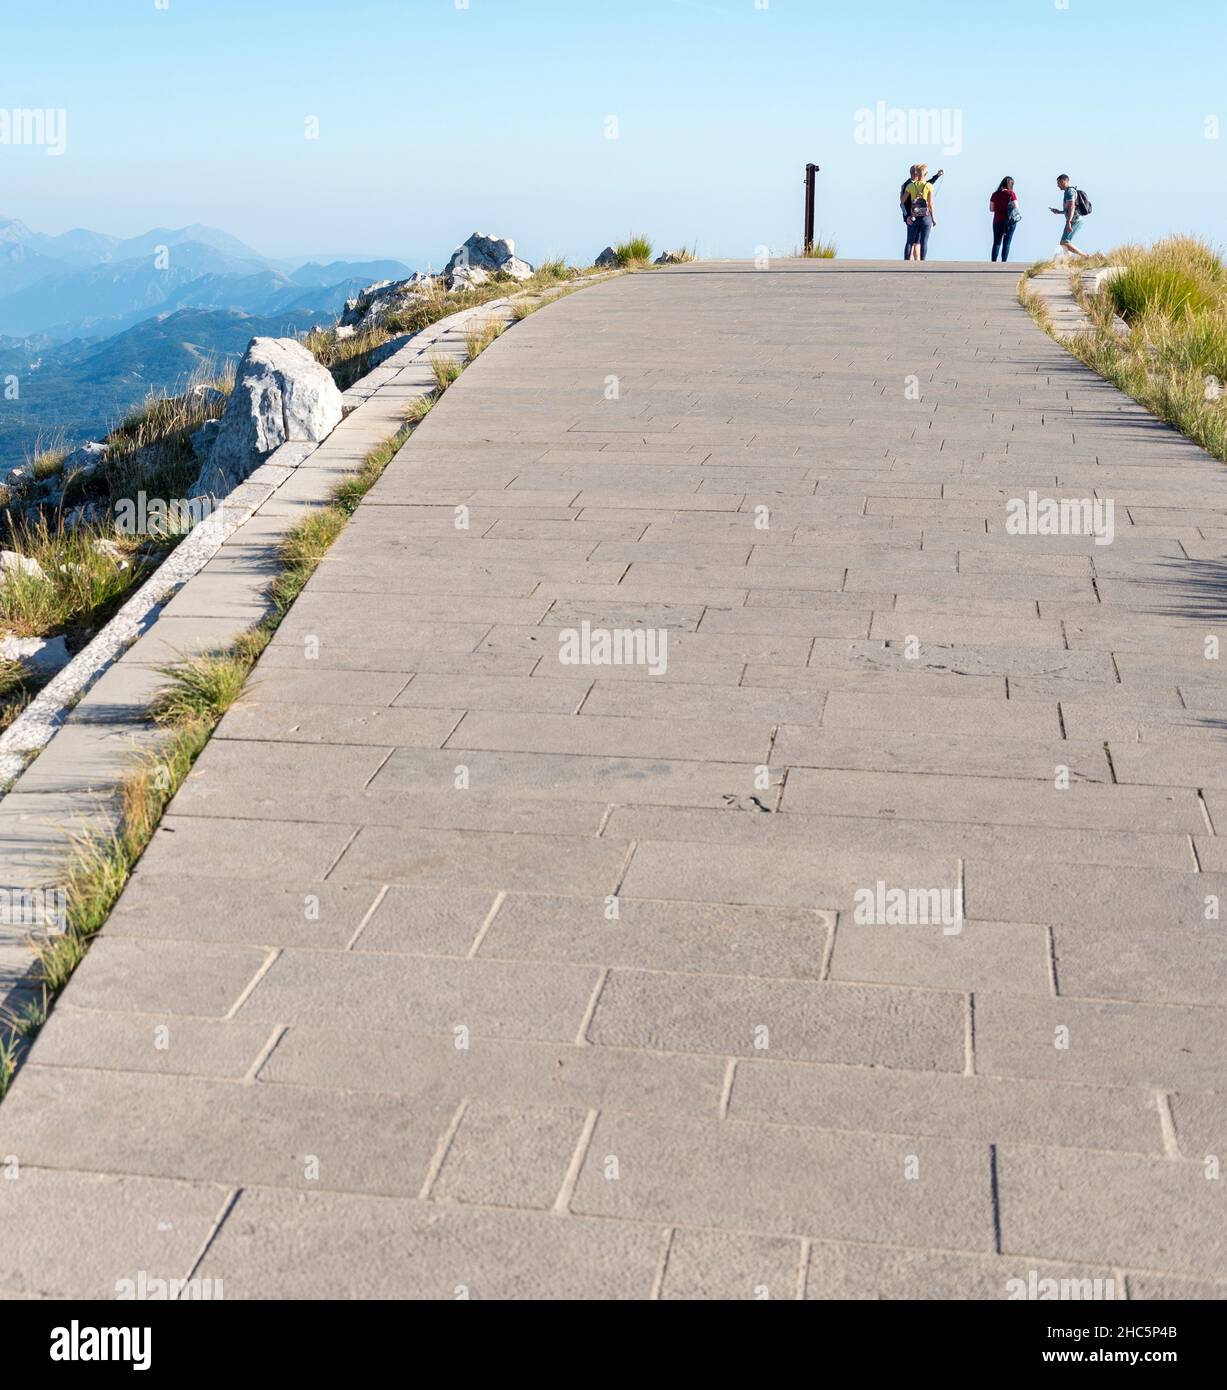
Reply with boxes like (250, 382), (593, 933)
(2, 260), (1225, 1299)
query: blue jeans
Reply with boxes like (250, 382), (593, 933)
(992, 219), (1016, 262)
(904, 217), (931, 260)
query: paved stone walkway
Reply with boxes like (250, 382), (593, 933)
(2, 260), (1226, 1300)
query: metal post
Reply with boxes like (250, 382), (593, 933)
(803, 163), (819, 254)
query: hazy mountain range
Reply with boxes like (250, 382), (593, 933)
(0, 217), (412, 472)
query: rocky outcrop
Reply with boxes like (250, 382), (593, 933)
(189, 337), (342, 500)
(339, 273), (433, 332)
(444, 233), (533, 292)
(595, 247), (619, 269)
(61, 440), (108, 480)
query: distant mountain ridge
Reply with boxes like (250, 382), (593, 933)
(0, 215), (415, 471)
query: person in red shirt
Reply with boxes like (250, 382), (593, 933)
(989, 177), (1019, 262)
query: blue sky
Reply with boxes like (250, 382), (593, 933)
(2, 0), (1224, 265)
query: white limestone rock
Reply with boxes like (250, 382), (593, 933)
(444, 234), (533, 291)
(0, 633), (70, 678)
(189, 337), (342, 500)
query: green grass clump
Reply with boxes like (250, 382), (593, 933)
(431, 353), (462, 391)
(1022, 235), (1227, 464)
(614, 234), (653, 267)
(803, 239), (838, 259)
(0, 515), (153, 642)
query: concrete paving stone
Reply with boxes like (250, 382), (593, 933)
(0, 1065), (452, 1197)
(821, 690), (1059, 739)
(582, 678), (823, 724)
(260, 1028), (726, 1119)
(216, 700), (461, 748)
(729, 1059), (1162, 1154)
(697, 604), (873, 639)
(998, 1146), (1227, 1276)
(773, 727), (1110, 782)
(331, 824), (628, 894)
(158, 573), (274, 623)
(0, 1167), (230, 1300)
(974, 993), (1227, 1090)
(433, 1101), (586, 1209)
(540, 598), (706, 632)
(588, 968), (965, 1071)
(1113, 742), (1227, 790)
(52, 937), (270, 1018)
(393, 672), (591, 714)
(350, 884), (498, 956)
(782, 767), (1199, 831)
(256, 639), (538, 676)
(829, 917), (1050, 994)
(446, 710), (771, 764)
(1194, 835), (1227, 869)
(804, 1242), (1122, 1300)
(102, 876), (378, 948)
(477, 892), (831, 979)
(569, 1110), (994, 1252)
(173, 734), (390, 808)
(1052, 924), (1227, 1007)
(135, 815), (359, 881)
(1166, 1092), (1227, 1159)
(28, 1007), (275, 1079)
(11, 722), (163, 795)
(234, 667), (412, 706)
(238, 947), (599, 1040)
(195, 1188), (661, 1299)
(620, 838), (959, 911)
(121, 616), (257, 667)
(660, 1227), (803, 1300)
(964, 859), (1221, 929)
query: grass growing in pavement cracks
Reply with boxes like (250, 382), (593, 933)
(1024, 236), (1227, 463)
(801, 239), (838, 259)
(0, 408), (428, 1099)
(430, 353), (463, 392)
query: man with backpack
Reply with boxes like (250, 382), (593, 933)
(1051, 175), (1091, 258)
(902, 163), (939, 262)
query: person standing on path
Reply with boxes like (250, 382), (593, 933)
(1051, 174), (1089, 258)
(903, 163), (938, 262)
(989, 176), (1020, 262)
(901, 165), (944, 259)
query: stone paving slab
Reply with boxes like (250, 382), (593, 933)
(3, 259), (1226, 1298)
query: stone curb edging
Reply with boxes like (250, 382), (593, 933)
(1025, 264), (1127, 341)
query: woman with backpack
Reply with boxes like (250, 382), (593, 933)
(902, 163), (937, 262)
(989, 177), (1020, 262)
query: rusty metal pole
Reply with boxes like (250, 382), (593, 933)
(803, 163), (819, 254)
